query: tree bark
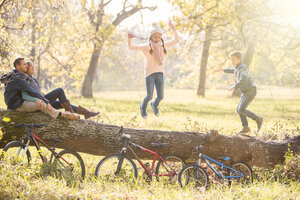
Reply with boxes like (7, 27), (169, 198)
(81, 46), (102, 98)
(1, 109), (299, 168)
(30, 7), (37, 63)
(197, 25), (213, 96)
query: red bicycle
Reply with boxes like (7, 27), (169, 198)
(1, 124), (85, 181)
(95, 127), (185, 183)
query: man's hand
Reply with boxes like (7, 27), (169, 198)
(228, 86), (235, 92)
(36, 99), (43, 109)
(169, 20), (175, 29)
(128, 33), (134, 39)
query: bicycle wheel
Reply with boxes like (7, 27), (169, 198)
(0, 141), (31, 166)
(155, 154), (185, 184)
(95, 153), (137, 183)
(228, 161), (253, 186)
(178, 164), (209, 189)
(54, 149), (86, 181)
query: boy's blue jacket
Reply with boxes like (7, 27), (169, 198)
(1, 70), (49, 110)
(224, 63), (255, 93)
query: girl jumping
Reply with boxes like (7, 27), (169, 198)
(128, 21), (179, 118)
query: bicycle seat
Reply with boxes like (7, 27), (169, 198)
(14, 124), (48, 129)
(151, 143), (167, 147)
(121, 134), (130, 139)
(50, 138), (63, 143)
(217, 156), (230, 161)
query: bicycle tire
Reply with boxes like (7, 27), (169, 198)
(228, 161), (253, 186)
(54, 149), (86, 181)
(95, 153), (137, 182)
(178, 164), (209, 189)
(155, 154), (185, 184)
(1, 141), (31, 165)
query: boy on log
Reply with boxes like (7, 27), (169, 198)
(217, 51), (264, 135)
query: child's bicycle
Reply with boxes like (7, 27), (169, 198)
(178, 141), (253, 189)
(95, 126), (185, 183)
(0, 124), (85, 181)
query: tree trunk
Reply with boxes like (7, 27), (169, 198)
(81, 45), (103, 98)
(1, 109), (299, 168)
(232, 44), (254, 97)
(197, 25), (213, 96)
(30, 7), (37, 62)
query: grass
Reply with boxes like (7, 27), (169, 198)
(0, 86), (299, 199)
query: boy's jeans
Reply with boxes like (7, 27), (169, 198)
(237, 87), (258, 127)
(141, 72), (164, 111)
(44, 88), (77, 111)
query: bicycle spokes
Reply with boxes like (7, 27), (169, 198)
(96, 155), (137, 183)
(1, 142), (31, 166)
(179, 165), (209, 189)
(156, 155), (185, 184)
(53, 151), (85, 182)
(229, 162), (253, 186)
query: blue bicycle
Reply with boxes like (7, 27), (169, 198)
(178, 142), (253, 189)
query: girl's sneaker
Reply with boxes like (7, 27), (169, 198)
(140, 104), (148, 119)
(150, 102), (159, 117)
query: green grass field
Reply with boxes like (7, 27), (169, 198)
(0, 87), (299, 199)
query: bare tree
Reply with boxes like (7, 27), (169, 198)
(81, 0), (156, 98)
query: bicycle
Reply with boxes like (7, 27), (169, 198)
(0, 123), (85, 181)
(95, 126), (185, 183)
(178, 141), (253, 189)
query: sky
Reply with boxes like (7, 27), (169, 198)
(99, 0), (300, 32)
(105, 0), (174, 30)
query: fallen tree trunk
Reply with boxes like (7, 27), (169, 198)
(0, 109), (299, 168)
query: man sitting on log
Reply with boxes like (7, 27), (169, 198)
(0, 57), (80, 120)
(26, 61), (99, 119)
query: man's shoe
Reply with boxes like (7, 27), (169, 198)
(150, 102), (159, 117)
(256, 117), (264, 132)
(236, 126), (250, 135)
(140, 104), (147, 119)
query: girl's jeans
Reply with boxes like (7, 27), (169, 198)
(141, 72), (164, 111)
(44, 88), (77, 112)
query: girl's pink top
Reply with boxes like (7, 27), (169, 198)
(128, 29), (179, 77)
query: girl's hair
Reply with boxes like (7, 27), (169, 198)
(149, 38), (167, 55)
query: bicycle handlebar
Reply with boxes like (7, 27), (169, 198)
(14, 124), (48, 129)
(193, 141), (206, 152)
(118, 126), (131, 140)
(118, 126), (123, 135)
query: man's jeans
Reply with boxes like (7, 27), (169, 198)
(16, 101), (60, 118)
(44, 88), (77, 111)
(141, 72), (164, 111)
(237, 87), (258, 127)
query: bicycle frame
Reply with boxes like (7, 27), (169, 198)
(120, 140), (177, 177)
(198, 154), (244, 179)
(19, 128), (70, 165)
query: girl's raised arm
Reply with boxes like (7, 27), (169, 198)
(165, 21), (179, 49)
(128, 33), (148, 51)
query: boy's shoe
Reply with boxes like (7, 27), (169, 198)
(140, 104), (148, 119)
(150, 102), (159, 117)
(236, 126), (250, 135)
(256, 117), (264, 132)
